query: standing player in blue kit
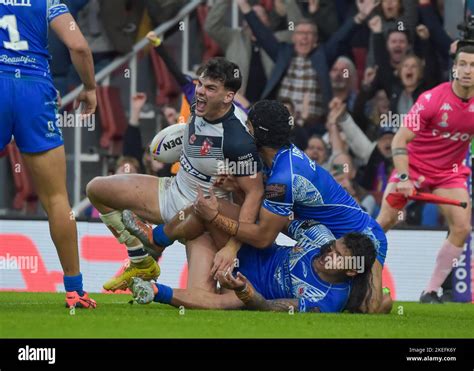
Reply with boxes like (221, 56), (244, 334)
(0, 0), (97, 308)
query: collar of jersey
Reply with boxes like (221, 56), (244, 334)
(269, 145), (292, 175)
(202, 104), (235, 125)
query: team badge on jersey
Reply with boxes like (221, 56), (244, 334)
(189, 134), (196, 145)
(437, 113), (449, 128)
(200, 138), (213, 156)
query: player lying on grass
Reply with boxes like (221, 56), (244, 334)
(124, 101), (390, 313)
(129, 223), (378, 313)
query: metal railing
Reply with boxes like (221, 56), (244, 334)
(62, 0), (203, 207)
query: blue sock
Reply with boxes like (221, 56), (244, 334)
(153, 224), (174, 247)
(153, 283), (173, 304)
(64, 273), (84, 296)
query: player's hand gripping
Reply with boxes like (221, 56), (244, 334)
(211, 244), (238, 280)
(217, 271), (249, 292)
(396, 179), (415, 198)
(194, 186), (219, 222)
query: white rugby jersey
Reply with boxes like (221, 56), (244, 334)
(175, 103), (261, 201)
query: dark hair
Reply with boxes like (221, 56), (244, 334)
(199, 57), (242, 93)
(248, 100), (292, 149)
(342, 233), (377, 313)
(455, 45), (474, 62)
(296, 18), (318, 35)
(387, 28), (410, 44)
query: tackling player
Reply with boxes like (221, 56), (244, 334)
(0, 0), (97, 308)
(129, 225), (377, 314)
(376, 45), (474, 303)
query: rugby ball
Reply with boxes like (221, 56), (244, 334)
(149, 123), (186, 163)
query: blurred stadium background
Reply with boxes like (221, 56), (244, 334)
(0, 0), (473, 303)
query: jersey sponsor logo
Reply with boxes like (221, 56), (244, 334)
(0, 0), (31, 7)
(431, 129), (472, 142)
(200, 138), (213, 156)
(440, 103), (453, 111)
(180, 154), (211, 182)
(0, 54), (36, 64)
(265, 183), (286, 202)
(291, 146), (304, 159)
(238, 153), (254, 161)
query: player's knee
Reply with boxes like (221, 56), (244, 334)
(451, 222), (471, 242)
(86, 176), (106, 202)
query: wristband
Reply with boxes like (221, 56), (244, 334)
(235, 283), (255, 304)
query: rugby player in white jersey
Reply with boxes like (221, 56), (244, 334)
(86, 57), (263, 292)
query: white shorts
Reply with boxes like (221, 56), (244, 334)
(158, 177), (193, 223)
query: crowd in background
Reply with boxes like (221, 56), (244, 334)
(7, 0), (471, 226)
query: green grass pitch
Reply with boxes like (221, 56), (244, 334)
(0, 292), (473, 338)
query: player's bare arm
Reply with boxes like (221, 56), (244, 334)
(217, 271), (304, 312)
(391, 127), (417, 197)
(50, 13), (96, 115)
(195, 193), (288, 248)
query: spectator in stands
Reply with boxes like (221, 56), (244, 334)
(205, 0), (301, 104)
(330, 56), (359, 112)
(305, 135), (330, 169)
(335, 105), (395, 195)
(123, 92), (174, 177)
(393, 54), (428, 114)
(418, 0), (455, 79)
(279, 97), (308, 150)
(366, 16), (439, 112)
(325, 97), (378, 216)
(366, 0), (418, 66)
(115, 156), (141, 175)
(161, 105), (180, 126)
(294, 0), (340, 42)
(236, 0), (379, 127)
(353, 66), (391, 141)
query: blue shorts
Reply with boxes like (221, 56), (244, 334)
(236, 244), (279, 299)
(0, 73), (63, 153)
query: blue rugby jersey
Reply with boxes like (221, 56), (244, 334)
(237, 224), (352, 313)
(0, 0), (69, 80)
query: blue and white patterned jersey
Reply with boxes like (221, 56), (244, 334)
(237, 224), (352, 313)
(0, 0), (70, 80)
(262, 144), (388, 265)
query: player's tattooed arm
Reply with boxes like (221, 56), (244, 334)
(217, 271), (303, 312)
